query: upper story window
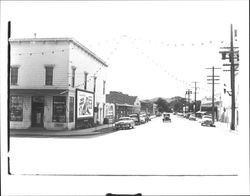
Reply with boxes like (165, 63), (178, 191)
(84, 72), (88, 90)
(72, 67), (76, 88)
(10, 66), (19, 85)
(45, 66), (54, 85)
(93, 76), (97, 92)
(103, 80), (106, 95)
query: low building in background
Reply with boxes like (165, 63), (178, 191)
(140, 101), (157, 116)
(9, 37), (108, 130)
(200, 94), (222, 121)
(106, 91), (141, 120)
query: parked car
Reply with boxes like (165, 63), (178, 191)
(140, 113), (150, 123)
(156, 113), (162, 117)
(200, 115), (215, 127)
(139, 115), (146, 124)
(115, 117), (135, 130)
(146, 114), (151, 121)
(129, 113), (141, 125)
(189, 114), (196, 121)
(196, 111), (207, 119)
(184, 113), (192, 119)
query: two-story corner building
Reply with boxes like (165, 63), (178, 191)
(106, 91), (141, 120)
(9, 37), (108, 130)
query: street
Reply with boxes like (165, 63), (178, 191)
(10, 115), (239, 175)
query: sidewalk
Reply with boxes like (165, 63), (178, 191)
(10, 124), (117, 138)
(214, 121), (238, 133)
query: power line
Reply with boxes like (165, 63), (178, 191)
(124, 35), (211, 93)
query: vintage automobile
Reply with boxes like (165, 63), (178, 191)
(115, 117), (135, 130)
(146, 114), (151, 122)
(184, 113), (192, 119)
(162, 113), (171, 122)
(129, 113), (141, 125)
(200, 115), (215, 127)
(189, 114), (196, 121)
(139, 115), (146, 124)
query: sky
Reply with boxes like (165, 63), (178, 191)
(1, 1), (249, 100)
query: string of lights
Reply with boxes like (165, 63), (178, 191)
(12, 35), (222, 95)
(122, 35), (212, 93)
(122, 34), (234, 48)
(57, 38), (121, 94)
(11, 48), (70, 56)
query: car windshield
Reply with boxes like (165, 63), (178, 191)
(119, 117), (130, 121)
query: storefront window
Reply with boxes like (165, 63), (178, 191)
(10, 96), (23, 121)
(53, 96), (66, 122)
(69, 97), (74, 122)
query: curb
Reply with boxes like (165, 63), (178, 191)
(10, 125), (116, 138)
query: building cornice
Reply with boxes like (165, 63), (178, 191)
(9, 37), (108, 67)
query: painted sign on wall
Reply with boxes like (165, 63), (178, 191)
(76, 89), (94, 119)
(105, 103), (115, 117)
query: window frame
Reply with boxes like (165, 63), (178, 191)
(10, 66), (19, 85)
(72, 67), (76, 88)
(84, 72), (88, 90)
(93, 76), (97, 92)
(45, 65), (54, 85)
(52, 96), (66, 123)
(69, 96), (74, 122)
(103, 80), (106, 95)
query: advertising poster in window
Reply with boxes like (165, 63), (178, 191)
(105, 103), (115, 117)
(76, 89), (94, 119)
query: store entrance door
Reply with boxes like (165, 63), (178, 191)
(31, 96), (44, 127)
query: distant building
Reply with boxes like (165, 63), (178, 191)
(106, 91), (141, 120)
(9, 37), (108, 130)
(140, 101), (157, 116)
(200, 94), (222, 121)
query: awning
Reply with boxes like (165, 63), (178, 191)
(115, 103), (135, 107)
(10, 89), (68, 96)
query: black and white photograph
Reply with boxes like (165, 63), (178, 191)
(0, 0), (249, 195)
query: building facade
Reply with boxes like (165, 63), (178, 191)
(9, 38), (108, 130)
(106, 91), (141, 120)
(200, 94), (222, 121)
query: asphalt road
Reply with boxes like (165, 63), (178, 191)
(10, 115), (239, 176)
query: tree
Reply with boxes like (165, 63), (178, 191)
(155, 98), (171, 113)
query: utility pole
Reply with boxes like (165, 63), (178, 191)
(7, 21), (11, 175)
(186, 89), (192, 112)
(206, 67), (221, 124)
(230, 24), (236, 131)
(192, 81), (199, 116)
(8, 21), (11, 153)
(184, 91), (186, 113)
(219, 24), (239, 130)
